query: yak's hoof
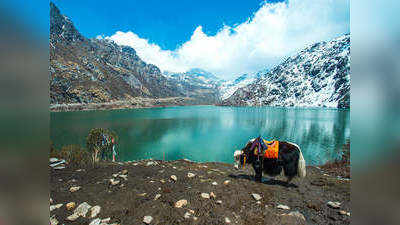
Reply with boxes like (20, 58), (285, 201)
(255, 175), (262, 183)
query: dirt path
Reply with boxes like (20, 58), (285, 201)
(50, 159), (350, 225)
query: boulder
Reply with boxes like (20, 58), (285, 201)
(187, 172), (196, 178)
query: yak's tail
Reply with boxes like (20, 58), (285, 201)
(289, 142), (306, 178)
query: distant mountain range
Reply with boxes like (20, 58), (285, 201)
(221, 34), (350, 109)
(50, 2), (349, 109)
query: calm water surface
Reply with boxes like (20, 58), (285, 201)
(50, 106), (350, 165)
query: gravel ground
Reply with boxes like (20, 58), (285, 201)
(50, 159), (350, 225)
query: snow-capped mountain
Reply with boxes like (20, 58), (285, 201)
(162, 68), (222, 104)
(221, 34), (350, 109)
(219, 73), (258, 100)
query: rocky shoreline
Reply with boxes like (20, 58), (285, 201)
(50, 97), (202, 112)
(50, 159), (350, 225)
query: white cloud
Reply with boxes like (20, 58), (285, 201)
(107, 0), (349, 80)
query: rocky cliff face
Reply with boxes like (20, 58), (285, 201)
(50, 2), (182, 104)
(221, 34), (350, 109)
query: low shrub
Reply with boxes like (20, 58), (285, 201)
(50, 144), (91, 167)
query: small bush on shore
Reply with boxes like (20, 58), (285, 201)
(50, 144), (91, 167)
(86, 128), (118, 162)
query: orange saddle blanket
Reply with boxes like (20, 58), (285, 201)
(262, 140), (279, 159)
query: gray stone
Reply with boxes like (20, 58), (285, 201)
(146, 161), (157, 166)
(89, 218), (101, 225)
(175, 199), (188, 208)
(66, 213), (80, 221)
(154, 194), (161, 200)
(90, 205), (101, 218)
(187, 172), (196, 178)
(201, 193), (210, 199)
(288, 211), (306, 221)
(184, 212), (191, 219)
(277, 204), (290, 210)
(109, 179), (120, 185)
(50, 204), (63, 212)
(101, 218), (111, 223)
(170, 175), (177, 182)
(50, 215), (58, 225)
(327, 201), (341, 209)
(143, 216), (153, 224)
(251, 193), (262, 201)
(69, 186), (81, 192)
(118, 174), (128, 180)
(74, 202), (92, 217)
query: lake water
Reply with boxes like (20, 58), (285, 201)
(50, 105), (350, 165)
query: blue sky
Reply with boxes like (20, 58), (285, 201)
(52, 0), (285, 50)
(1, 0), (349, 79)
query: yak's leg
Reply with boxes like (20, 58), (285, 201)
(253, 160), (262, 182)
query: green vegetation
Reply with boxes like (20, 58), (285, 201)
(50, 128), (118, 166)
(50, 143), (91, 167)
(86, 128), (118, 159)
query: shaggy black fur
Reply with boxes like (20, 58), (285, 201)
(240, 140), (300, 184)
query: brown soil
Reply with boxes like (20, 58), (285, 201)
(50, 159), (350, 225)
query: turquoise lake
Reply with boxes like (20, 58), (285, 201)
(50, 105), (350, 165)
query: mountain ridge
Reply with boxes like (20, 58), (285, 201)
(50, 2), (350, 110)
(220, 34), (350, 109)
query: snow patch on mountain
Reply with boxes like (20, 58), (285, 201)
(221, 34), (350, 109)
(219, 73), (258, 100)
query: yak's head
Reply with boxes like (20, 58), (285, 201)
(233, 139), (255, 169)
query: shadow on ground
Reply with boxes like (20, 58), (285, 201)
(228, 173), (298, 188)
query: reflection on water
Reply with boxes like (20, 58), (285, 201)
(51, 106), (350, 165)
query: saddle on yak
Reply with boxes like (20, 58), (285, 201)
(251, 137), (279, 159)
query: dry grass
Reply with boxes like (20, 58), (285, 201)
(50, 143), (92, 167)
(320, 140), (350, 178)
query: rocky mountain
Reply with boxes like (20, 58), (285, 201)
(163, 68), (221, 103)
(50, 2), (184, 104)
(221, 34), (350, 109)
